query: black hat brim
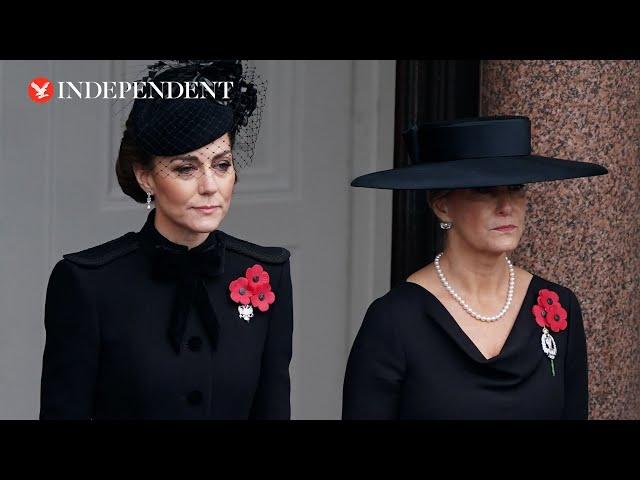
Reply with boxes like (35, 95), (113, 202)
(350, 155), (608, 190)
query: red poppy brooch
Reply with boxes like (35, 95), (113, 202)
(532, 289), (568, 376)
(229, 264), (276, 322)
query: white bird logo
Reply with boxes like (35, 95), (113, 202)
(31, 81), (50, 99)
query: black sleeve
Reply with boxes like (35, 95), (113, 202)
(249, 259), (293, 419)
(562, 290), (589, 419)
(342, 297), (406, 419)
(40, 260), (100, 420)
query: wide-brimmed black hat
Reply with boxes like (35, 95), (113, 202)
(351, 116), (608, 190)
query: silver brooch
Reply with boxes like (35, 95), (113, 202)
(238, 304), (254, 322)
(541, 327), (557, 376)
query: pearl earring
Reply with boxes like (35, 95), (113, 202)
(146, 192), (152, 210)
(439, 222), (452, 230)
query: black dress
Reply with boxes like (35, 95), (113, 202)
(342, 274), (588, 419)
(40, 209), (293, 419)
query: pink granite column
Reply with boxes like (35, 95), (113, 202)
(481, 60), (640, 419)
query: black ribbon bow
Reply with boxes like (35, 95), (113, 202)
(139, 210), (225, 354)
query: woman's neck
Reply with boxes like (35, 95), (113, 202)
(439, 240), (511, 299)
(154, 210), (209, 250)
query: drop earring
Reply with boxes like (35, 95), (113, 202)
(146, 192), (152, 210)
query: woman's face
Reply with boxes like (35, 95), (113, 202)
(434, 185), (528, 255)
(137, 133), (236, 239)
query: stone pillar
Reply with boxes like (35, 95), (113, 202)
(481, 60), (640, 419)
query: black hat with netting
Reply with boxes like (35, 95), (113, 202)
(128, 60), (265, 178)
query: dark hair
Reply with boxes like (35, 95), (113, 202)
(115, 118), (154, 203)
(115, 119), (238, 204)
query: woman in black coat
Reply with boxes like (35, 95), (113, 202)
(343, 116), (608, 419)
(40, 60), (293, 420)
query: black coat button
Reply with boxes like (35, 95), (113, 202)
(187, 336), (202, 352)
(187, 390), (203, 405)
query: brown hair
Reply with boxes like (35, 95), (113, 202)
(115, 120), (238, 204)
(115, 118), (154, 203)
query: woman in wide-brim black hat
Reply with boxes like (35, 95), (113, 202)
(40, 60), (293, 420)
(342, 116), (607, 420)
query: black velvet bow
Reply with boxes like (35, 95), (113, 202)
(138, 210), (225, 354)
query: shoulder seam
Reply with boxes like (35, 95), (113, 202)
(221, 231), (290, 264)
(62, 232), (139, 268)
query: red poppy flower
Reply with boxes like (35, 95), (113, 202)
(537, 289), (560, 309)
(546, 302), (568, 333)
(246, 264), (270, 291)
(532, 304), (549, 328)
(229, 277), (253, 305)
(251, 283), (276, 312)
(532, 288), (568, 333)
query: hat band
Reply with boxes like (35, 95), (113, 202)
(404, 118), (532, 163)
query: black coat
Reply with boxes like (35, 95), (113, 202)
(40, 210), (293, 419)
(342, 275), (588, 419)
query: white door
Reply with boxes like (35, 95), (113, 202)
(0, 60), (395, 419)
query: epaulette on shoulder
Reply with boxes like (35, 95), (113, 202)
(220, 231), (290, 264)
(62, 232), (139, 268)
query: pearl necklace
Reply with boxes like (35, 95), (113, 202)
(434, 252), (515, 322)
